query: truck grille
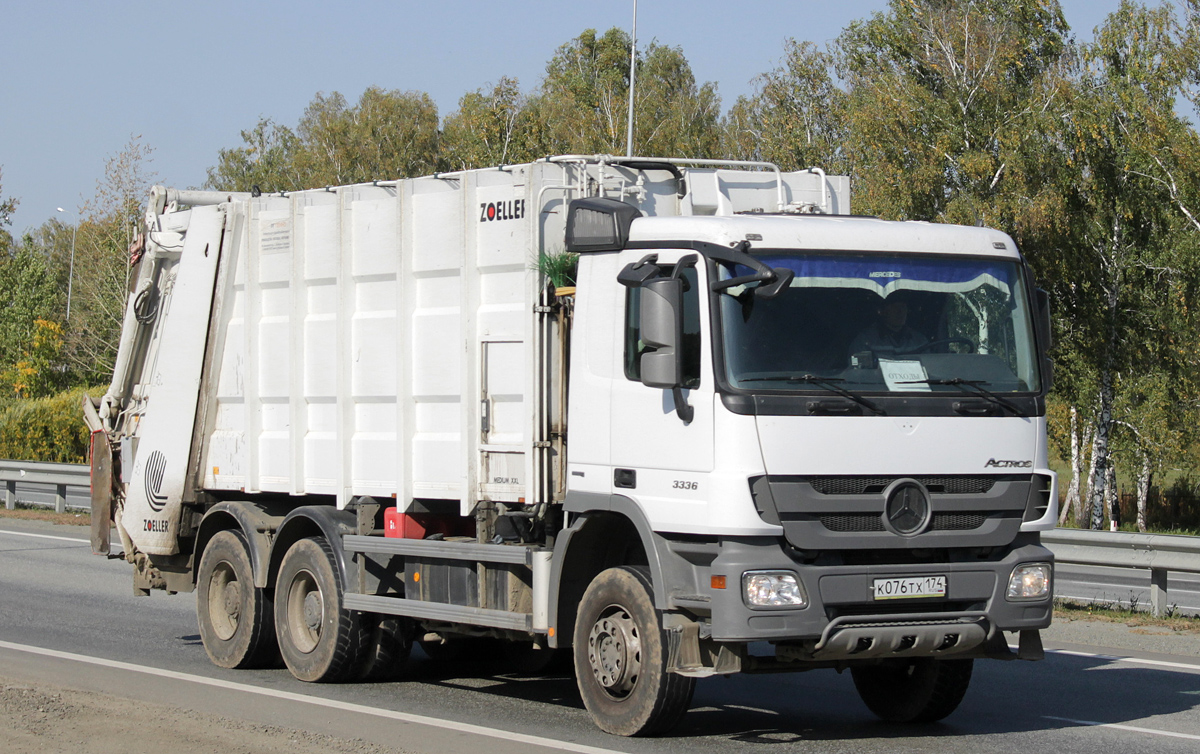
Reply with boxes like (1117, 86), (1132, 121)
(819, 512), (989, 533)
(808, 476), (996, 495)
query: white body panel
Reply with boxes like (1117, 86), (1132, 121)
(114, 161), (841, 555)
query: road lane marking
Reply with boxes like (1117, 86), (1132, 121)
(1044, 715), (1200, 741)
(1042, 647), (1200, 673)
(0, 640), (624, 754)
(0, 530), (94, 544)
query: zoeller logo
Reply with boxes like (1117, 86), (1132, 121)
(144, 450), (169, 512)
(985, 458), (1033, 468)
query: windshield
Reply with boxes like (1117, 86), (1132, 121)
(718, 252), (1042, 394)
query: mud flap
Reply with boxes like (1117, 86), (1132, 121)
(89, 430), (113, 556)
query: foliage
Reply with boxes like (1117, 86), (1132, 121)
(206, 87), (440, 192)
(64, 136), (155, 385)
(535, 251), (579, 289)
(722, 40), (848, 172)
(476, 28), (722, 160)
(441, 77), (542, 170)
(0, 244), (62, 383)
(0, 319), (68, 399)
(0, 385), (102, 464)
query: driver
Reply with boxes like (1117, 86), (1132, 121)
(849, 294), (927, 356)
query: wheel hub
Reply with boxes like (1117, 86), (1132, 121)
(207, 562), (240, 641)
(303, 592), (323, 632)
(588, 608), (641, 697)
(222, 582), (241, 621)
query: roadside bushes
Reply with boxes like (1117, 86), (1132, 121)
(0, 386), (104, 463)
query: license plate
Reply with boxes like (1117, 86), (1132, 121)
(872, 575), (947, 600)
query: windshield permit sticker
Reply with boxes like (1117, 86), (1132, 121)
(879, 359), (930, 392)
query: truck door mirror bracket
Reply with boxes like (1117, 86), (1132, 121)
(709, 241), (794, 299)
(618, 254), (661, 287)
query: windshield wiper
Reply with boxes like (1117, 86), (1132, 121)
(898, 377), (1022, 415)
(740, 375), (884, 415)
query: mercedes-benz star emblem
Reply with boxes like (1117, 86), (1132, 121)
(882, 479), (931, 536)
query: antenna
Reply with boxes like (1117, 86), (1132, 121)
(625, 0), (638, 157)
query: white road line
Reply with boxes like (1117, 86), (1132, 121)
(0, 529), (93, 544)
(1043, 647), (1200, 673)
(0, 640), (624, 754)
(1044, 715), (1200, 741)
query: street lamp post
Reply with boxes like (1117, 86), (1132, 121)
(55, 207), (76, 321)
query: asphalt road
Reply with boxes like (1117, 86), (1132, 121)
(2, 518), (1199, 754)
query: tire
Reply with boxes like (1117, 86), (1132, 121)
(274, 536), (366, 683)
(851, 658), (973, 723)
(195, 530), (278, 668)
(573, 566), (695, 737)
(354, 616), (413, 682)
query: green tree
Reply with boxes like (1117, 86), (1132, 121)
(1054, 0), (1200, 530)
(206, 88), (440, 192)
(440, 77), (541, 170)
(722, 40), (848, 172)
(526, 28), (721, 157)
(66, 136), (156, 384)
(0, 245), (60, 389)
(204, 117), (301, 194)
(835, 0), (1071, 225)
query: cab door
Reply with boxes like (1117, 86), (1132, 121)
(609, 250), (715, 532)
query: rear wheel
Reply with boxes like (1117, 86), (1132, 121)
(354, 616), (413, 681)
(274, 536), (365, 682)
(573, 566), (695, 736)
(851, 658), (973, 723)
(196, 530), (277, 668)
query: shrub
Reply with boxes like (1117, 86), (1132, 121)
(0, 386), (106, 463)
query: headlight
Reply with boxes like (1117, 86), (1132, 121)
(1007, 563), (1052, 600)
(743, 571), (807, 607)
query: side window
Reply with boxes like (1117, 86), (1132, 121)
(624, 264), (702, 387)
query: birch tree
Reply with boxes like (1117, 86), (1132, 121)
(721, 40), (848, 172)
(1060, 1), (1200, 528)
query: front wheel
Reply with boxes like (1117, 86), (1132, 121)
(851, 658), (973, 723)
(573, 566), (695, 736)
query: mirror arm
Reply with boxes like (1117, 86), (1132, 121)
(708, 240), (792, 299)
(671, 386), (694, 423)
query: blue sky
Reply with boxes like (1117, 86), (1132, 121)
(1, 1), (1124, 237)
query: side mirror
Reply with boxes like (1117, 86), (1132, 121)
(639, 277), (684, 389)
(1036, 288), (1054, 391)
(1035, 288), (1052, 350)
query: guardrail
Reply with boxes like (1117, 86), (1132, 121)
(1044, 528), (1200, 617)
(0, 460), (90, 513)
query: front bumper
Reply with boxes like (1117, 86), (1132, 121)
(704, 534), (1053, 644)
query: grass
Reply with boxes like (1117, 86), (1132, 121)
(0, 502), (90, 526)
(1055, 596), (1200, 630)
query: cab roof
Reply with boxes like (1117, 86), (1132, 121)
(626, 214), (1021, 260)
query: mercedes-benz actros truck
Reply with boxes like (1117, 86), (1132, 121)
(86, 155), (1055, 736)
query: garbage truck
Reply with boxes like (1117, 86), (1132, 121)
(85, 154), (1056, 736)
